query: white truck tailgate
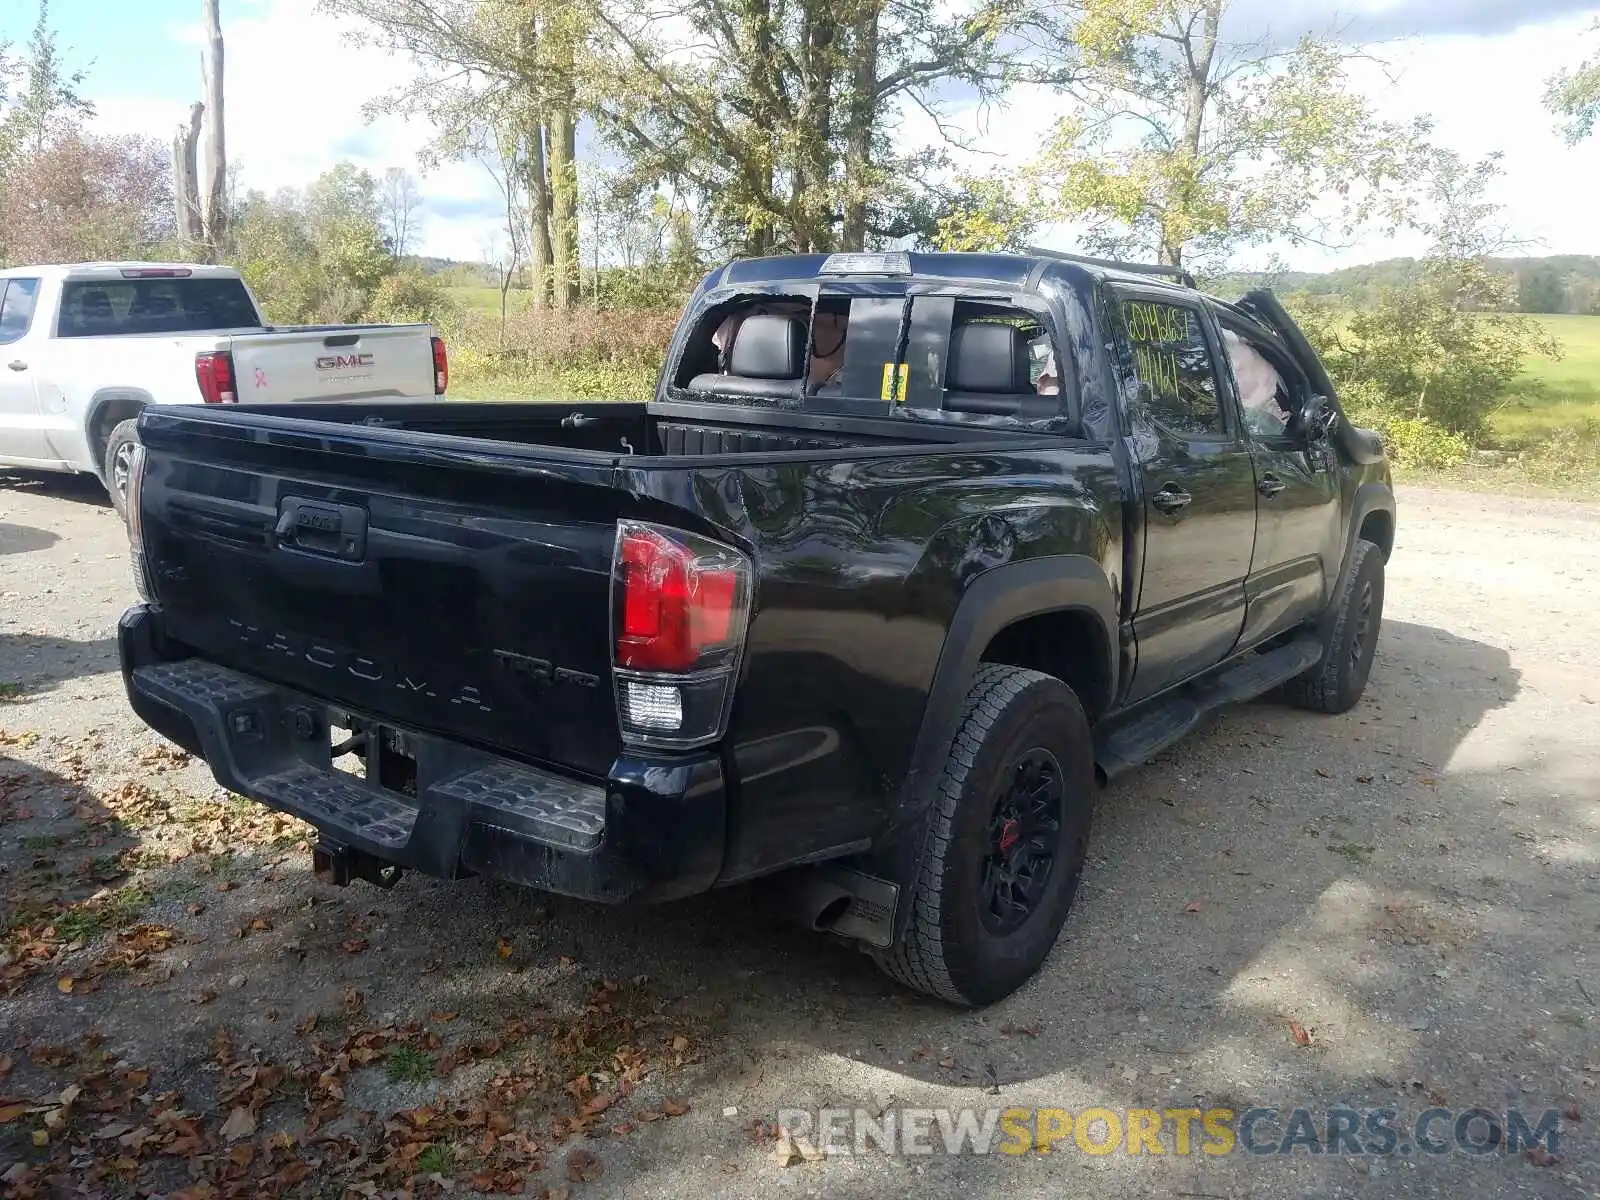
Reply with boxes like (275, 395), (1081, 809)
(226, 325), (435, 403)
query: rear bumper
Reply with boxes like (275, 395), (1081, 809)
(118, 604), (726, 903)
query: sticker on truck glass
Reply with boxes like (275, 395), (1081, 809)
(879, 362), (909, 402)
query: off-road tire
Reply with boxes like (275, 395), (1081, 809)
(1282, 538), (1385, 714)
(102, 418), (140, 523)
(872, 665), (1094, 1006)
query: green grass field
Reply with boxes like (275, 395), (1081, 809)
(1496, 314), (1600, 445)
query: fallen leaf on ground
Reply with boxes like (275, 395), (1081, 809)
(662, 1098), (690, 1117)
(772, 1130), (802, 1167)
(341, 939), (369, 954)
(671, 1035), (689, 1052)
(0, 1103), (26, 1125)
(219, 1106), (257, 1142)
(999, 1022), (1042, 1038)
(195, 989), (217, 1005)
(496, 939), (513, 959)
(1183, 901), (1202, 913)
(0, 1055), (12, 1077)
(1525, 1146), (1559, 1167)
(1563, 1103), (1582, 1122)
(1288, 1021), (1312, 1048)
(56, 976), (75, 994)
(937, 1057), (957, 1069)
(564, 1148), (603, 1183)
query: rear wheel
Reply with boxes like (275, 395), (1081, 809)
(1283, 538), (1385, 714)
(102, 419), (140, 523)
(873, 665), (1094, 1006)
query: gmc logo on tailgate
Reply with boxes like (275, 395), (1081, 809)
(316, 353), (374, 370)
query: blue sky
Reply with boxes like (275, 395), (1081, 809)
(8, 0), (1600, 270)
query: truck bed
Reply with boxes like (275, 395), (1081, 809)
(204, 398), (986, 459)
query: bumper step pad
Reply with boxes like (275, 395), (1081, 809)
(128, 659), (608, 860)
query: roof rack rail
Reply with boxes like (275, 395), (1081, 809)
(1023, 246), (1197, 290)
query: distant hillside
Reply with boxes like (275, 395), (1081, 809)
(1207, 255), (1600, 314)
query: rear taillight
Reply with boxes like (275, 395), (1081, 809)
(125, 442), (152, 601)
(194, 350), (236, 403)
(431, 336), (448, 394)
(611, 521), (752, 750)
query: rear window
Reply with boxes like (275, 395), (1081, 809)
(57, 278), (261, 338)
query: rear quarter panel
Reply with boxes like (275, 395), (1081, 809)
(631, 439), (1125, 883)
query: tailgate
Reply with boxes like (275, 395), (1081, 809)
(227, 325), (434, 402)
(135, 410), (637, 780)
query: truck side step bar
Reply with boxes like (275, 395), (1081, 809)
(1094, 635), (1323, 780)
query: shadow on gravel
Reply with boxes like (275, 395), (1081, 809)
(0, 523), (59, 556)
(0, 632), (120, 698)
(0, 470), (111, 511)
(10, 613), (1586, 1199)
(277, 615), (1531, 1093)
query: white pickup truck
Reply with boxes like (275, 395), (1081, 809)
(0, 261), (448, 518)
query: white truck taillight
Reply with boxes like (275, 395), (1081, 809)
(611, 520), (752, 750)
(194, 350), (237, 403)
(431, 335), (449, 394)
(125, 442), (152, 601)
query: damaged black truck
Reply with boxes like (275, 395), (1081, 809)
(118, 249), (1395, 1006)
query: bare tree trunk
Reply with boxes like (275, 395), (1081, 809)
(525, 120), (554, 312)
(548, 104), (579, 311)
(1164, 0), (1220, 268)
(172, 103), (205, 246)
(199, 0), (227, 261)
(842, 0), (880, 251)
(794, 0), (836, 253)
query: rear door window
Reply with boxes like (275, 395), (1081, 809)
(0, 278), (40, 343)
(57, 278), (261, 337)
(1112, 297), (1224, 437)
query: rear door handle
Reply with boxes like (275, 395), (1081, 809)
(1258, 474), (1287, 497)
(7, 360), (26, 372)
(1151, 484), (1192, 514)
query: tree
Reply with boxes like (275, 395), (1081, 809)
(1290, 152), (1559, 443)
(379, 167), (424, 259)
(991, 0), (1429, 269)
(590, 0), (1025, 256)
(318, 0), (585, 311)
(0, 133), (174, 264)
(1544, 20), (1600, 144)
(0, 0), (93, 166)
(1518, 267), (1566, 315)
(171, 0), (228, 260)
(231, 163), (396, 323)
(200, 0), (228, 254)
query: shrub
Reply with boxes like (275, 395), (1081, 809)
(1286, 261), (1562, 443)
(364, 269), (460, 327)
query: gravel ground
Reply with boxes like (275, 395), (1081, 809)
(1, 473), (1596, 1199)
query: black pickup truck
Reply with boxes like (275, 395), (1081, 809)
(118, 249), (1394, 1006)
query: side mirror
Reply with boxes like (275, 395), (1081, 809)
(1301, 394), (1339, 442)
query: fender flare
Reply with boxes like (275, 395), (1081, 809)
(82, 388), (154, 478)
(889, 553), (1117, 816)
(871, 554), (1118, 944)
(1321, 482), (1396, 637)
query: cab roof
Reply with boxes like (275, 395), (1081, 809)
(700, 249), (1201, 298)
